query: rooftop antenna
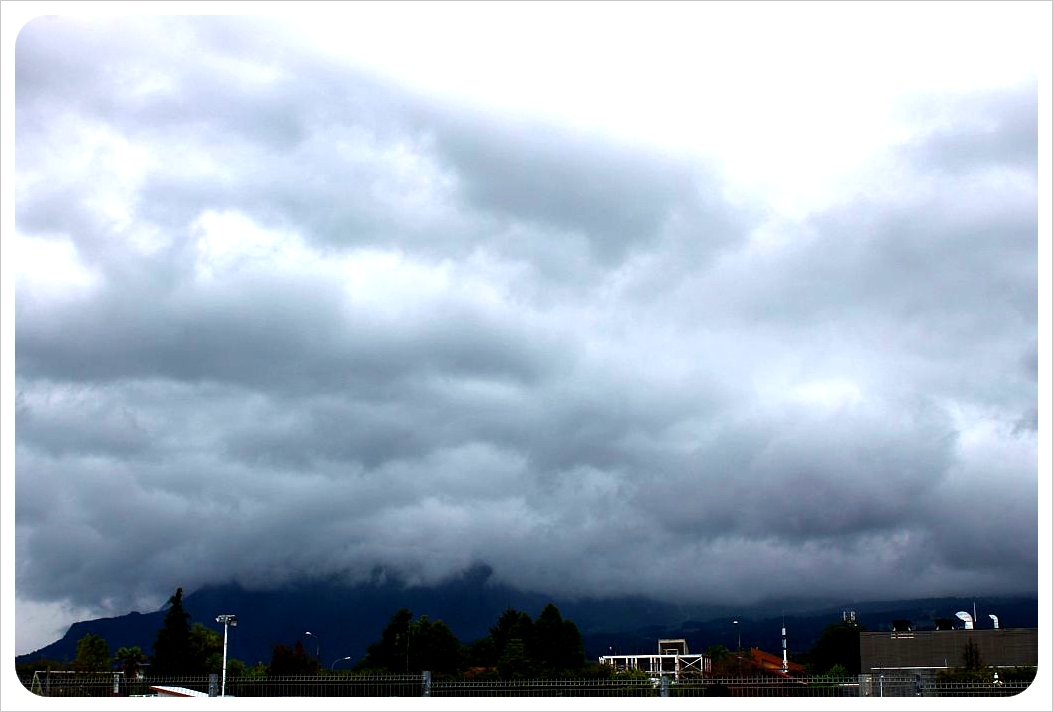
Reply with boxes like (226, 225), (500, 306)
(781, 611), (787, 673)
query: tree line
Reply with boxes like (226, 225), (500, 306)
(18, 587), (1035, 684)
(16, 588), (246, 679)
(16, 587), (611, 680)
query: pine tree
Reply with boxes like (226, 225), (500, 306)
(962, 638), (984, 671)
(151, 587), (192, 676)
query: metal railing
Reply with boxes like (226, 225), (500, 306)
(17, 672), (1035, 698)
(859, 673), (1033, 697)
(431, 678), (657, 697)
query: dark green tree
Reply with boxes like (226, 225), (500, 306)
(354, 609), (465, 675)
(579, 661), (616, 679)
(529, 603), (585, 675)
(558, 618), (586, 672)
(113, 645), (147, 676)
(936, 639), (993, 683)
(15, 657), (68, 679)
(805, 620), (863, 675)
(530, 603), (563, 673)
(997, 666), (1036, 683)
(268, 641), (319, 676)
(353, 608), (415, 673)
(406, 615), (463, 675)
(825, 663), (850, 678)
(704, 644), (736, 675)
(464, 635), (496, 670)
(246, 661), (270, 678)
(224, 658), (247, 679)
(188, 623), (223, 674)
(151, 587), (192, 676)
(497, 638), (536, 679)
(73, 633), (110, 672)
(962, 638), (983, 671)
(487, 607), (533, 665)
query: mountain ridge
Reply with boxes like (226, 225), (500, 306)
(17, 566), (1038, 668)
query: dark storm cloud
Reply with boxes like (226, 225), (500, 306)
(16, 264), (561, 394)
(13, 15), (1038, 626)
(632, 398), (959, 539)
(19, 14), (747, 275)
(427, 112), (739, 267)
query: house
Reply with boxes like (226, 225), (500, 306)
(741, 647), (806, 678)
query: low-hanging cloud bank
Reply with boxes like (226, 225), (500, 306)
(12, 14), (1038, 652)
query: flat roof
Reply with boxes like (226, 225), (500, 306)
(149, 685), (209, 697)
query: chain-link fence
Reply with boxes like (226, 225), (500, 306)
(18, 671), (1035, 698)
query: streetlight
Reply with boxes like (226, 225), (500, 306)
(331, 656), (352, 670)
(732, 619), (740, 653)
(305, 631), (320, 663)
(215, 614), (237, 698)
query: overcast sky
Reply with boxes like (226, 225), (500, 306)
(5, 4), (1050, 657)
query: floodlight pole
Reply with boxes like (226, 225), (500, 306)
(216, 614), (237, 697)
(305, 631), (320, 663)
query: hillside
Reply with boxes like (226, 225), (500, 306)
(17, 566), (1038, 669)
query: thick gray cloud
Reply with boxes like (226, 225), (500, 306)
(12, 15), (1039, 644)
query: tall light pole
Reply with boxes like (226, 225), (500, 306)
(305, 631), (320, 664)
(732, 619), (740, 654)
(331, 656), (352, 670)
(215, 615), (237, 698)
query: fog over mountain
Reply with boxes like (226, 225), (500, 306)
(7, 6), (1044, 658)
(15, 571), (1039, 672)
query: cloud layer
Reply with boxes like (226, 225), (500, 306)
(13, 14), (1039, 647)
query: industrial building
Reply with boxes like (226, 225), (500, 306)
(859, 628), (1038, 678)
(597, 639), (711, 680)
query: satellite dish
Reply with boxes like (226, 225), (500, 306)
(954, 611), (974, 630)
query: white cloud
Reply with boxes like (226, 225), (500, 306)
(286, 2), (1040, 216)
(14, 233), (102, 293)
(15, 597), (102, 658)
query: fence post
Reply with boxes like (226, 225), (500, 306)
(209, 673), (219, 697)
(659, 675), (670, 697)
(421, 670), (431, 697)
(112, 673), (120, 696)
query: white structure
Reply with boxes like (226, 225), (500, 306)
(781, 625), (788, 673)
(216, 613), (238, 697)
(149, 685), (209, 697)
(598, 639), (711, 681)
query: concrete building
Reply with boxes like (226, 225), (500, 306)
(859, 628), (1037, 678)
